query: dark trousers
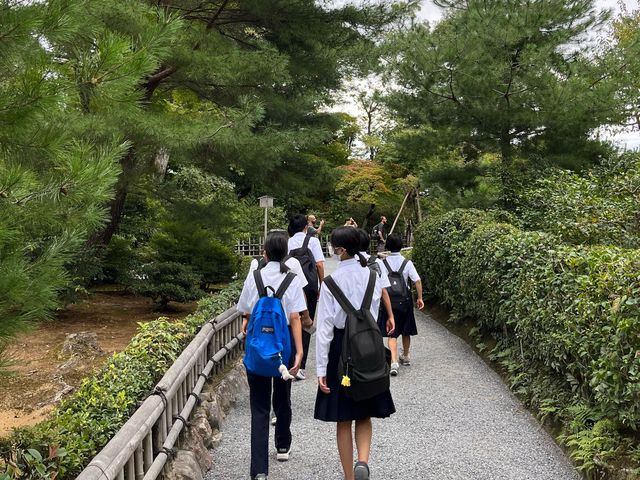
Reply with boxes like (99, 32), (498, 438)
(246, 330), (296, 477)
(301, 285), (318, 370)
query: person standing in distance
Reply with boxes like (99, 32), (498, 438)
(344, 217), (358, 228)
(373, 216), (388, 254)
(307, 214), (324, 237)
(288, 214), (325, 380)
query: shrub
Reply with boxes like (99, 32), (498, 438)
(500, 245), (640, 426)
(414, 209), (640, 473)
(100, 234), (141, 285)
(412, 208), (516, 307)
(458, 223), (557, 329)
(150, 222), (238, 286)
(515, 153), (640, 248)
(135, 261), (204, 308)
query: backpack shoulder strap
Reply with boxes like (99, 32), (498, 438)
(302, 234), (311, 250)
(361, 270), (376, 310)
(383, 258), (393, 274)
(397, 258), (409, 275)
(253, 270), (267, 297)
(323, 275), (356, 314)
(274, 272), (296, 299)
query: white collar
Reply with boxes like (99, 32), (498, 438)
(336, 258), (359, 269)
(262, 261), (283, 271)
(389, 252), (402, 256)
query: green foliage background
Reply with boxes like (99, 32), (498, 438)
(413, 208), (640, 475)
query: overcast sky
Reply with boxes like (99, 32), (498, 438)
(418, 0), (639, 23)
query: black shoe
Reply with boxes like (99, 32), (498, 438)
(354, 461), (370, 480)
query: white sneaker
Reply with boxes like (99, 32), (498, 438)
(390, 362), (399, 376)
(276, 447), (291, 461)
(399, 354), (411, 366)
(295, 369), (306, 381)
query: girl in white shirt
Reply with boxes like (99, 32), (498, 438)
(237, 232), (306, 480)
(314, 227), (395, 480)
(377, 233), (424, 372)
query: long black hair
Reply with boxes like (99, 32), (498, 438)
(356, 228), (370, 253)
(330, 227), (367, 267)
(264, 231), (290, 273)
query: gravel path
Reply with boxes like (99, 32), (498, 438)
(206, 258), (580, 480)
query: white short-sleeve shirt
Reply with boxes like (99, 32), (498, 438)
(237, 262), (307, 322)
(249, 257), (309, 289)
(315, 258), (384, 376)
(381, 252), (420, 284)
(288, 232), (325, 264)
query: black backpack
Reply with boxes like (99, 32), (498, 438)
(383, 258), (411, 311)
(289, 234), (319, 290)
(370, 223), (380, 241)
(324, 270), (390, 401)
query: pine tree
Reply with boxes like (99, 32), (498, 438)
(387, 0), (624, 206)
(63, 0), (416, 244)
(0, 1), (126, 363)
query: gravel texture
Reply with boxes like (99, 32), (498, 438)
(206, 258), (580, 480)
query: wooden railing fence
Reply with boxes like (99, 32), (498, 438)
(76, 308), (244, 480)
(234, 233), (412, 259)
(235, 234), (332, 257)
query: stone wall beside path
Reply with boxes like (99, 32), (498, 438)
(202, 307), (581, 480)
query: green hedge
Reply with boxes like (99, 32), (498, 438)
(0, 281), (243, 479)
(413, 209), (640, 475)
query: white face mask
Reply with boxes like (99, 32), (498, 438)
(333, 247), (348, 261)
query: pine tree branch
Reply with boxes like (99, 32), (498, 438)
(216, 30), (259, 50)
(12, 182), (71, 206)
(145, 0), (235, 98)
(205, 0), (231, 32)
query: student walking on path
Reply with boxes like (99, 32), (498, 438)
(377, 233), (424, 376)
(288, 214), (325, 381)
(237, 232), (307, 480)
(314, 227), (395, 480)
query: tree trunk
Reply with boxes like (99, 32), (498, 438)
(88, 149), (137, 246)
(500, 130), (515, 209)
(363, 203), (376, 229)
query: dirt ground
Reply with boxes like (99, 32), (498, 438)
(0, 291), (196, 437)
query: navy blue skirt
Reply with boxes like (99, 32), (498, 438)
(378, 302), (418, 338)
(314, 327), (396, 422)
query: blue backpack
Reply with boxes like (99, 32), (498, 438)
(243, 270), (295, 377)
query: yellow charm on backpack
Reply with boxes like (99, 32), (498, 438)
(341, 375), (351, 387)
